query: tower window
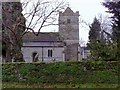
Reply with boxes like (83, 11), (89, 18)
(67, 19), (71, 23)
(48, 49), (52, 57)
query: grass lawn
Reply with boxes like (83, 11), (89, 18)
(2, 82), (119, 88)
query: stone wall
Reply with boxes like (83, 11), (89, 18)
(59, 7), (80, 61)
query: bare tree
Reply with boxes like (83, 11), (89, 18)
(21, 0), (66, 35)
(97, 14), (112, 42)
(2, 0), (66, 62)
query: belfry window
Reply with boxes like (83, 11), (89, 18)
(67, 19), (71, 23)
(48, 49), (52, 57)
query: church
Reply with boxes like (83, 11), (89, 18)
(22, 7), (81, 62)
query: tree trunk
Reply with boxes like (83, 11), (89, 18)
(6, 49), (12, 62)
(13, 43), (25, 62)
(5, 43), (12, 62)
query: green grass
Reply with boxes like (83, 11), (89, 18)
(2, 82), (119, 88)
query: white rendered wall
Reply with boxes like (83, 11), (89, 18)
(21, 47), (64, 62)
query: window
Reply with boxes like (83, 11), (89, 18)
(67, 19), (71, 23)
(48, 49), (52, 57)
(32, 52), (39, 62)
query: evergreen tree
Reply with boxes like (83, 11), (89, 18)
(89, 17), (101, 42)
(88, 17), (102, 59)
(103, 1), (120, 60)
(88, 17), (115, 60)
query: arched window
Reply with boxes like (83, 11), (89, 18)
(32, 52), (39, 62)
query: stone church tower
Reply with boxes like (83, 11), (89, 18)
(59, 7), (79, 61)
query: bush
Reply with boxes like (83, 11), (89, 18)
(2, 61), (118, 84)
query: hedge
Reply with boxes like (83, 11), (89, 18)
(2, 61), (119, 84)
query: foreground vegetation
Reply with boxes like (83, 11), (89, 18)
(2, 61), (119, 88)
(2, 82), (119, 88)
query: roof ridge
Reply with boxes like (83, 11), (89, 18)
(27, 32), (59, 34)
(63, 7), (74, 14)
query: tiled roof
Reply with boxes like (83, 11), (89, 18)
(23, 32), (63, 42)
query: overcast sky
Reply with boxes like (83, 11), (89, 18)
(59, 0), (109, 44)
(66, 0), (109, 44)
(21, 0), (110, 45)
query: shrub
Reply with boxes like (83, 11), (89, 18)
(2, 61), (118, 84)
